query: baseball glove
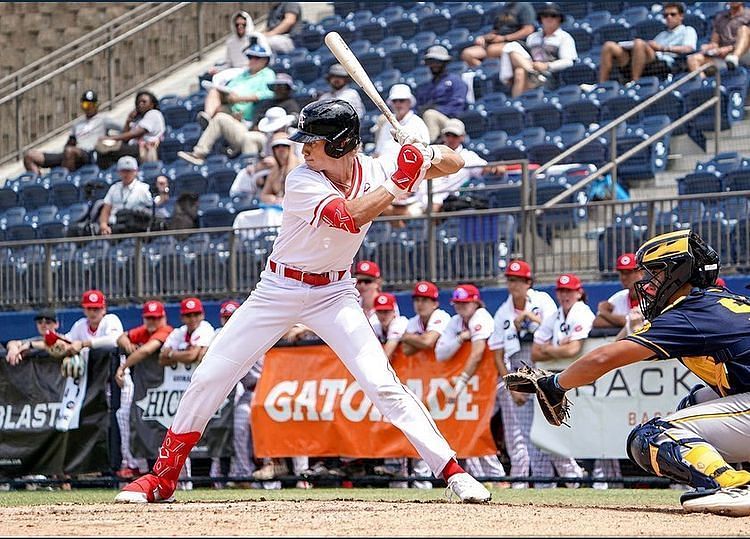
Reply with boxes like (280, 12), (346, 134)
(60, 354), (85, 379)
(504, 366), (570, 427)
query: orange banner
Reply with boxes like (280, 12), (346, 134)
(251, 344), (498, 458)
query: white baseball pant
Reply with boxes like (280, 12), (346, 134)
(116, 359), (147, 472)
(171, 270), (457, 476)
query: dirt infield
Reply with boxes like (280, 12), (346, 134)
(2, 489), (749, 536)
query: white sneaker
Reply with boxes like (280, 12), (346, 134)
(681, 485), (750, 517)
(726, 54), (739, 70)
(445, 473), (491, 503)
(177, 151), (206, 166)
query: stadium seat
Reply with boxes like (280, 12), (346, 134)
(27, 205), (59, 226)
(50, 183), (80, 207)
(68, 164), (100, 186)
(527, 142), (564, 165)
(57, 202), (90, 227)
(290, 59), (321, 84)
(629, 18), (666, 40)
(566, 26), (594, 54)
(594, 22), (631, 46)
(457, 109), (489, 139)
(173, 172), (209, 197)
(6, 172), (39, 193)
(487, 105), (525, 135)
(598, 224), (646, 271)
(40, 167), (70, 187)
(600, 95), (641, 123)
(557, 62), (598, 86)
(617, 6), (650, 25)
(346, 9), (374, 27)
(0, 188), (18, 212)
(20, 183), (50, 210)
(420, 13), (451, 35)
(525, 101), (563, 131)
(374, 69), (402, 93)
(161, 104), (193, 130)
(208, 168), (236, 197)
(5, 223), (36, 241)
(358, 20), (388, 43)
(37, 221), (66, 239)
(562, 100), (601, 127)
(550, 123), (587, 147)
(582, 10), (614, 31)
(723, 169), (750, 192)
(692, 216), (735, 264)
(82, 179), (110, 201)
(200, 207), (235, 228)
(451, 6), (484, 32)
(389, 48), (419, 73)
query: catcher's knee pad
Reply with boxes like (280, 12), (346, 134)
(626, 418), (720, 489)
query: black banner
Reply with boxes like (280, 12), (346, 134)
(129, 352), (234, 459)
(0, 348), (111, 479)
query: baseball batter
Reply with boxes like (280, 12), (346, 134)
(514, 230), (750, 516)
(435, 284), (506, 483)
(530, 274), (592, 487)
(117, 99), (491, 503)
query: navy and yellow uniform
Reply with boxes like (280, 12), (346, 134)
(627, 287), (750, 396)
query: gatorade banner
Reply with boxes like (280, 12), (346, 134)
(251, 344), (499, 458)
(0, 349), (110, 479)
(129, 352), (234, 459)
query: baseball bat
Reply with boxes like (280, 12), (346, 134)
(324, 32), (401, 133)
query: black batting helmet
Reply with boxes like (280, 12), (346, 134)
(288, 99), (360, 158)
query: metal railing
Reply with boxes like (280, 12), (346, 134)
(0, 2), (268, 167)
(0, 188), (747, 309)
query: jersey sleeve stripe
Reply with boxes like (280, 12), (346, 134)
(310, 194), (340, 226)
(625, 334), (669, 359)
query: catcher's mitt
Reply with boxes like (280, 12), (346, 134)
(504, 366), (570, 427)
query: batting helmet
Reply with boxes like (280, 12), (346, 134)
(634, 229), (719, 320)
(288, 99), (360, 158)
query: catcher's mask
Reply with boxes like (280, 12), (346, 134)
(288, 99), (360, 159)
(634, 229), (719, 320)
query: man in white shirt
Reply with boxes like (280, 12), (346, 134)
(373, 84), (430, 159)
(353, 259), (383, 323)
(98, 156), (154, 235)
(371, 292), (408, 360)
(316, 63), (366, 119)
(593, 252), (645, 331)
(401, 281), (452, 356)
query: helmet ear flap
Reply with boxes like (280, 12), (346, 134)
(689, 232), (720, 288)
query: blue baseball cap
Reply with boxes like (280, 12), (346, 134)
(243, 43), (272, 58)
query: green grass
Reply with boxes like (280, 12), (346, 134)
(0, 487), (682, 508)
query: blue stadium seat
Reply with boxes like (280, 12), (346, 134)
(209, 168), (236, 197)
(527, 142), (564, 165)
(68, 163), (100, 186)
(57, 202), (90, 226)
(594, 22), (631, 46)
(692, 216), (735, 263)
(582, 10), (614, 31)
(298, 25), (325, 51)
(357, 51), (387, 77)
(359, 20), (388, 43)
(420, 13), (451, 35)
(49, 182), (80, 207)
(477, 91), (509, 112)
(378, 4), (405, 23)
(318, 14), (343, 32)
(82, 179), (110, 201)
(440, 28), (471, 50)
(5, 223), (36, 241)
(6, 172), (39, 193)
(617, 6), (650, 25)
(374, 69), (402, 93)
(20, 183), (49, 210)
(630, 18), (666, 40)
(0, 188), (18, 212)
(457, 109), (489, 139)
(375, 35), (404, 54)
(198, 193), (221, 214)
(40, 167), (69, 187)
(557, 62), (598, 86)
(723, 169), (750, 192)
(200, 207), (235, 228)
(389, 48), (419, 72)
(410, 31), (438, 54)
(564, 138), (608, 166)
(158, 131), (183, 163)
(599, 95), (641, 123)
(550, 123), (587, 147)
(451, 6), (484, 32)
(566, 26), (594, 53)
(678, 172), (723, 196)
(290, 59), (321, 84)
(487, 105), (525, 135)
(161, 104), (193, 130)
(562, 100), (600, 127)
(27, 205), (59, 227)
(348, 38), (373, 56)
(36, 221), (66, 239)
(1, 207), (27, 229)
(676, 199), (706, 225)
(173, 172), (209, 197)
(598, 224), (645, 271)
(525, 101), (563, 131)
(683, 12), (708, 38)
(346, 9), (374, 27)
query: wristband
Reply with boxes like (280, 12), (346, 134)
(552, 373), (565, 391)
(383, 178), (407, 198)
(168, 349), (174, 359)
(429, 145), (443, 166)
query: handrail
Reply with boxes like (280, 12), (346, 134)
(0, 3), (191, 108)
(0, 3), (158, 92)
(533, 62), (716, 179)
(539, 93), (720, 210)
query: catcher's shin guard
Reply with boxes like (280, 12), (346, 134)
(626, 418), (750, 489)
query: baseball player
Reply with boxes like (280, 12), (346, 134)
(511, 230), (750, 516)
(530, 274), (591, 487)
(113, 300), (174, 479)
(371, 292), (408, 360)
(435, 284), (506, 484)
(488, 260), (560, 488)
(159, 297), (215, 491)
(593, 252), (644, 331)
(5, 309), (61, 366)
(354, 260), (383, 323)
(117, 99), (491, 503)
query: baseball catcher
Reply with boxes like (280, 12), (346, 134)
(506, 230), (750, 516)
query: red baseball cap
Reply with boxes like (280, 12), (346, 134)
(180, 297), (204, 315)
(616, 252), (638, 271)
(81, 289), (106, 308)
(354, 260), (381, 279)
(451, 284), (481, 303)
(373, 292), (397, 311)
(556, 273), (582, 291)
(220, 300), (241, 317)
(505, 260), (532, 279)
(142, 300), (165, 318)
(412, 280), (439, 300)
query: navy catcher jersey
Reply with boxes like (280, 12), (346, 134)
(626, 287), (750, 396)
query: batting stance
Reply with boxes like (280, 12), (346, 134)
(117, 99), (491, 504)
(507, 230), (750, 516)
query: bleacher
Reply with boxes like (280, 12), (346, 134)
(1, 1), (750, 306)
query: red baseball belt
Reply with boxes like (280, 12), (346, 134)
(269, 260), (347, 286)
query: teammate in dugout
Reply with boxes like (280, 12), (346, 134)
(116, 99), (492, 503)
(507, 229), (750, 516)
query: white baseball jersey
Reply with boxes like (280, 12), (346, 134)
(371, 315), (409, 344)
(66, 313), (124, 344)
(608, 288), (637, 316)
(374, 110), (430, 160)
(406, 309), (451, 336)
(271, 155), (397, 273)
(164, 320), (215, 351)
(488, 289), (558, 358)
(534, 301), (595, 346)
(435, 307), (494, 361)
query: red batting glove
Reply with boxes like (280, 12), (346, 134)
(383, 144), (428, 197)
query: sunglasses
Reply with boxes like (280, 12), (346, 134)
(357, 278), (375, 284)
(35, 318), (56, 324)
(664, 12), (680, 17)
(235, 22), (247, 28)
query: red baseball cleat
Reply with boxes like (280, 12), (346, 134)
(114, 473), (177, 503)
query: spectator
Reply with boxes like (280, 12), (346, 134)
(500, 3), (577, 97)
(370, 292), (408, 361)
(252, 73), (301, 125)
(593, 252), (644, 330)
(98, 156), (154, 235)
(531, 273), (590, 487)
(198, 43), (276, 129)
(416, 46), (468, 142)
(259, 133), (301, 205)
(460, 2), (537, 68)
(373, 84), (429, 159)
(179, 69), (281, 167)
(250, 105), (299, 159)
(113, 300), (173, 480)
(688, 1), (750, 72)
(23, 90), (117, 174)
(435, 284), (507, 486)
(4, 309), (60, 366)
(168, 193), (200, 235)
(204, 11), (255, 80)
(600, 2), (697, 84)
(317, 63), (366, 120)
(160, 297), (215, 491)
(96, 90), (165, 169)
(354, 260), (383, 322)
(262, 2), (301, 54)
(229, 157), (265, 198)
(152, 175), (171, 219)
(487, 260), (563, 488)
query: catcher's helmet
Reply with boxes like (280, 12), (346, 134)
(288, 99), (360, 158)
(634, 229), (720, 320)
